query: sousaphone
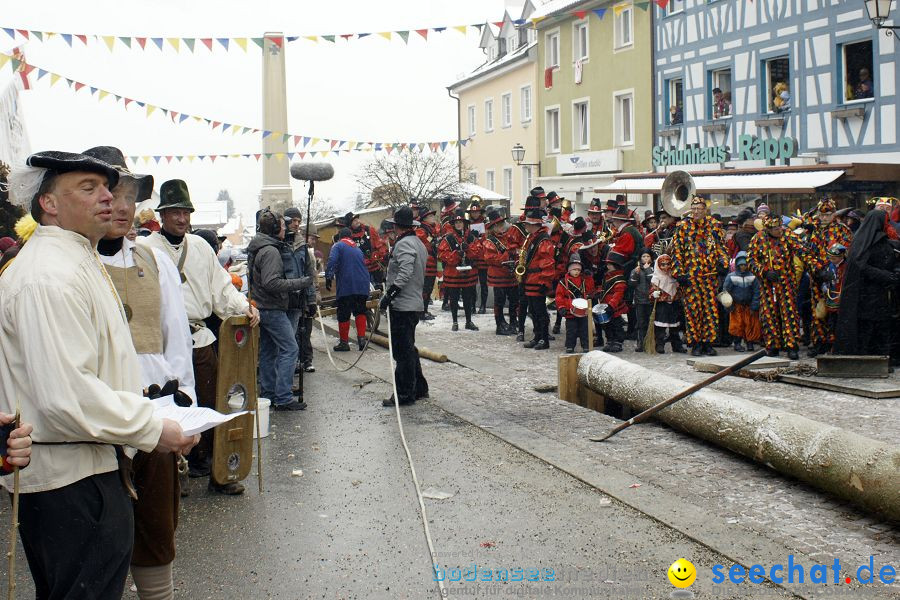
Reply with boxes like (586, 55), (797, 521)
(660, 170), (696, 217)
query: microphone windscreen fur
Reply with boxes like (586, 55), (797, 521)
(290, 162), (334, 182)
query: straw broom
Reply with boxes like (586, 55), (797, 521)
(643, 299), (659, 354)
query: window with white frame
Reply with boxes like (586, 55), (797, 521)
(614, 92), (634, 146)
(764, 56), (791, 113)
(489, 44), (497, 62)
(501, 93), (512, 128)
(486, 169), (496, 192)
(521, 85), (533, 122)
(614, 5), (633, 50)
(503, 168), (513, 199)
(546, 30), (560, 68)
(484, 98), (494, 132)
(507, 32), (518, 53)
(842, 40), (874, 103)
(711, 68), (732, 119)
(546, 107), (561, 153)
(522, 166), (534, 194)
(667, 78), (684, 125)
(467, 105), (476, 137)
(574, 21), (589, 62)
(663, 0), (683, 17)
(573, 100), (590, 149)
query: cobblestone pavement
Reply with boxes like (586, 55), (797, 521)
(312, 306), (900, 598)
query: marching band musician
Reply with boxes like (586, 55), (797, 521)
(556, 252), (595, 354)
(517, 207), (557, 350)
(670, 196), (730, 357)
(481, 208), (524, 336)
(597, 249), (630, 352)
(437, 208), (482, 331)
(587, 198), (605, 237)
(515, 196), (542, 340)
(643, 209), (678, 256)
(551, 217), (584, 335)
(345, 211), (388, 289)
(414, 206), (440, 321)
(440, 196), (460, 235)
(467, 198), (490, 314)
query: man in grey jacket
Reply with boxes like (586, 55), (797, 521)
(379, 206), (428, 406)
(248, 210), (312, 411)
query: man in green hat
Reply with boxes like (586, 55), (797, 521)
(139, 179), (259, 495)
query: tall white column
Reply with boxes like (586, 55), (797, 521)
(260, 32), (293, 212)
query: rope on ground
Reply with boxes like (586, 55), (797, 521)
(384, 310), (448, 600)
(750, 364), (819, 383)
(315, 305), (381, 373)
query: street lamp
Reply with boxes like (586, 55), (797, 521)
(511, 143), (542, 177)
(865, 0), (900, 33)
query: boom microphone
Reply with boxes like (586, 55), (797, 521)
(290, 162), (335, 182)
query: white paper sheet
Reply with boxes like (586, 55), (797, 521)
(152, 398), (249, 437)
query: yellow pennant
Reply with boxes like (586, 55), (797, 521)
(235, 38), (248, 51)
(303, 36), (318, 43)
(311, 137), (320, 146)
(167, 38), (180, 51)
(187, 155), (196, 163)
(146, 105), (156, 117)
(98, 90), (109, 101)
(378, 32), (392, 40)
(0, 54), (8, 70)
(613, 4), (628, 15)
(50, 73), (60, 86)
(453, 25), (467, 34)
(531, 16), (546, 27)
(274, 152), (285, 161)
(102, 36), (116, 51)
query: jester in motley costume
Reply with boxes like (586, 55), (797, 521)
(670, 196), (729, 356)
(805, 198), (853, 356)
(748, 215), (809, 359)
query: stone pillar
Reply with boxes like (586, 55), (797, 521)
(260, 32), (293, 213)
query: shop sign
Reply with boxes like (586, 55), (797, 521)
(652, 135), (798, 167)
(556, 149), (622, 175)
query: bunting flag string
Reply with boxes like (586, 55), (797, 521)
(0, 7), (631, 53)
(0, 51), (468, 154)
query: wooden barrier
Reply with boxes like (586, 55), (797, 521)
(558, 353), (605, 412)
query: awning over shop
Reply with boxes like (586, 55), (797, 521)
(594, 170), (845, 195)
(457, 182), (508, 201)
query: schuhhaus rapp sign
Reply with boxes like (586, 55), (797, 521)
(652, 135), (798, 167)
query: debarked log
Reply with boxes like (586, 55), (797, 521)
(578, 352), (900, 522)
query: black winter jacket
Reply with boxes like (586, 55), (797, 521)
(247, 233), (312, 310)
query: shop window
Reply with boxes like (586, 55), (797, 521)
(711, 68), (733, 119)
(546, 107), (561, 153)
(667, 78), (684, 125)
(615, 6), (633, 50)
(764, 56), (791, 113)
(573, 100), (590, 149)
(842, 40), (874, 103)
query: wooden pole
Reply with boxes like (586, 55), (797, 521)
(586, 299), (594, 352)
(590, 349), (767, 442)
(252, 328), (263, 494)
(7, 411), (20, 600)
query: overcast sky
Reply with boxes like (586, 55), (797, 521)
(2, 0), (514, 221)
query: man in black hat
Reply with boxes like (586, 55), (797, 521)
(467, 198), (490, 313)
(283, 206), (318, 371)
(481, 208), (524, 335)
(519, 207), (557, 349)
(380, 206), (428, 406)
(437, 208), (482, 331)
(440, 196), (459, 235)
(346, 211), (388, 289)
(414, 206), (440, 320)
(1, 151), (197, 598)
(586, 198), (605, 238)
(140, 179), (258, 495)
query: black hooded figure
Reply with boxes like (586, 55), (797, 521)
(834, 210), (899, 356)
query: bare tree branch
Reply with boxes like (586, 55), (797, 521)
(355, 152), (465, 210)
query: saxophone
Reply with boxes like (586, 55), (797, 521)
(515, 237), (531, 282)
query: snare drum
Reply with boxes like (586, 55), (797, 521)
(592, 302), (610, 325)
(571, 298), (589, 317)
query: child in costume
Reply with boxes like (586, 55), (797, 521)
(722, 251), (761, 352)
(556, 253), (595, 353)
(649, 254), (686, 353)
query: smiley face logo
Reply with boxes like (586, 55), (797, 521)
(668, 559), (696, 588)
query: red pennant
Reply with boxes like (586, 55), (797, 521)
(655, 0), (670, 7)
(16, 30), (29, 39)
(416, 29), (428, 40)
(74, 82), (85, 91)
(75, 34), (87, 45)
(270, 36), (283, 48)
(574, 10), (588, 19)
(165, 156), (173, 163)
(492, 21), (504, 28)
(254, 154), (261, 160)
(293, 135), (301, 146)
(340, 34), (353, 40)
(212, 121), (221, 129)
(170, 111), (178, 121)
(330, 140), (338, 149)
(209, 155), (217, 163)
(135, 37), (147, 49)
(299, 152), (306, 159)
(201, 38), (213, 50)
(124, 98), (133, 107)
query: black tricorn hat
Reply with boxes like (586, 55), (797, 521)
(486, 208), (506, 228)
(442, 196), (459, 210)
(522, 195), (542, 211)
(529, 186), (546, 198)
(546, 191), (561, 205)
(385, 206), (419, 228)
(344, 211), (359, 223)
(588, 198), (604, 213)
(158, 179), (194, 212)
(27, 150), (120, 189)
(605, 199), (618, 210)
(450, 207), (469, 223)
(82, 146), (153, 201)
(609, 206), (635, 221)
(522, 208), (545, 225)
(572, 216), (587, 233)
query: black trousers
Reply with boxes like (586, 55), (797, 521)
(517, 287), (529, 333)
(336, 294), (368, 322)
(17, 471), (133, 600)
(634, 303), (652, 347)
(422, 275), (436, 312)
(297, 314), (314, 365)
(527, 295), (550, 342)
(477, 269), (489, 308)
(858, 319), (893, 356)
(446, 286), (476, 323)
(389, 310), (428, 402)
(604, 315), (626, 344)
(493, 286), (519, 326)
(565, 317), (589, 350)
